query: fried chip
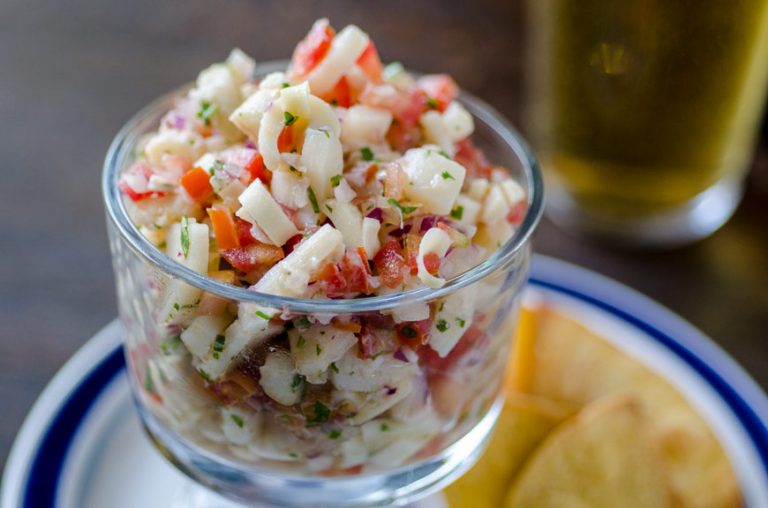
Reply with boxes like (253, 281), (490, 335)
(443, 392), (573, 508)
(506, 395), (671, 508)
(529, 306), (741, 508)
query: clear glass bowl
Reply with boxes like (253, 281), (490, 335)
(102, 61), (544, 507)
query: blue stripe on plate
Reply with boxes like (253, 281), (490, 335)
(19, 279), (768, 507)
(530, 277), (768, 474)
(23, 346), (124, 508)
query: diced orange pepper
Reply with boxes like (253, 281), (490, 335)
(278, 126), (293, 153)
(207, 207), (240, 250)
(179, 167), (213, 201)
(331, 76), (351, 107)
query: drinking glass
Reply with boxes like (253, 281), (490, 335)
(103, 62), (544, 507)
(525, 0), (768, 246)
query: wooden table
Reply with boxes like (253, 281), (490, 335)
(1, 0), (767, 469)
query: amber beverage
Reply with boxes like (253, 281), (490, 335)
(525, 0), (768, 245)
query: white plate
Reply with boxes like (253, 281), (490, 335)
(4, 255), (768, 507)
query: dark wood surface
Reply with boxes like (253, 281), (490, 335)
(1, 0), (767, 470)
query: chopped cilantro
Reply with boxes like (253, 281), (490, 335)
(316, 344), (323, 356)
(159, 336), (181, 355)
(297, 335), (306, 348)
(387, 198), (419, 215)
(450, 206), (464, 220)
(180, 216), (190, 258)
(288, 452), (298, 458)
(255, 310), (272, 320)
(230, 413), (244, 428)
(426, 97), (439, 110)
(441, 171), (456, 180)
(288, 165), (301, 174)
(321, 128), (331, 138)
(361, 147), (374, 161)
(307, 400), (331, 425)
(209, 160), (224, 177)
(307, 187), (320, 213)
(438, 150), (452, 159)
(380, 422), (390, 431)
(296, 316), (311, 329)
(456, 317), (466, 328)
(284, 111), (298, 126)
(197, 100), (217, 126)
(212, 334), (225, 360)
(144, 369), (155, 394)
(330, 362), (339, 373)
(330, 174), (343, 187)
(281, 82), (290, 88)
(328, 430), (342, 439)
(197, 368), (212, 382)
(172, 302), (180, 311)
(290, 374), (306, 395)
(436, 319), (450, 332)
(325, 204), (334, 214)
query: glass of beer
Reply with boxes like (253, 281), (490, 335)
(524, 0), (768, 246)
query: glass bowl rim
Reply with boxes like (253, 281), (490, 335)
(102, 60), (544, 313)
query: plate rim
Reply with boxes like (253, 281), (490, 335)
(3, 255), (768, 507)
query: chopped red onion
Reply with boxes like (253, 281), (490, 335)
(366, 208), (383, 221)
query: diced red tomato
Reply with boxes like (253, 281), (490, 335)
(329, 76), (352, 107)
(221, 242), (284, 274)
(119, 162), (164, 201)
(402, 234), (421, 275)
(422, 253), (441, 276)
(373, 240), (408, 288)
(316, 250), (375, 297)
(506, 200), (527, 225)
(235, 217), (257, 246)
(278, 126), (294, 153)
(454, 138), (493, 178)
(395, 319), (432, 349)
(417, 74), (458, 112)
(386, 120), (421, 153)
(290, 19), (335, 77)
(356, 41), (383, 81)
(242, 152), (271, 185)
(282, 233), (304, 256)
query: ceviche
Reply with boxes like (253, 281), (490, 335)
(118, 19), (528, 475)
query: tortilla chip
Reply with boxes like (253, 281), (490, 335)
(529, 306), (742, 508)
(506, 395), (671, 508)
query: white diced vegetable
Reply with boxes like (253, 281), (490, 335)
(419, 111), (454, 156)
(388, 302), (430, 323)
(453, 195), (481, 226)
(416, 227), (452, 288)
(259, 72), (289, 90)
(333, 177), (357, 203)
(401, 145), (466, 215)
(166, 218), (209, 274)
(428, 290), (475, 357)
(481, 185), (509, 225)
(339, 433), (369, 468)
(189, 63), (242, 115)
(340, 105), (393, 150)
(442, 101), (474, 141)
(302, 127), (344, 201)
(259, 351), (302, 406)
(236, 179), (298, 246)
(225, 48), (255, 86)
(331, 351), (417, 393)
(500, 178), (525, 206)
(229, 88), (280, 141)
(180, 314), (231, 358)
(473, 220), (514, 250)
(221, 406), (257, 446)
(467, 178), (490, 202)
(253, 224), (345, 298)
(144, 130), (205, 166)
(361, 218), (381, 258)
(279, 82), (311, 119)
(288, 325), (357, 384)
(270, 169), (309, 209)
(325, 199), (363, 249)
(306, 24), (369, 96)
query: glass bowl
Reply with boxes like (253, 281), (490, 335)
(102, 61), (544, 507)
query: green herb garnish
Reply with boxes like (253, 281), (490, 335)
(144, 369), (155, 394)
(381, 422), (390, 432)
(328, 430), (342, 439)
(290, 373), (307, 396)
(308, 187), (320, 213)
(426, 97), (439, 110)
(307, 400), (331, 425)
(159, 336), (181, 355)
(255, 310), (272, 320)
(212, 334), (225, 360)
(330, 362), (339, 373)
(456, 317), (466, 328)
(438, 150), (452, 159)
(281, 82), (291, 88)
(296, 316), (311, 329)
(197, 101), (217, 126)
(180, 216), (190, 258)
(441, 171), (455, 180)
(361, 147), (374, 161)
(296, 335), (306, 348)
(330, 174), (343, 187)
(387, 198), (419, 215)
(316, 344), (323, 356)
(284, 111), (298, 126)
(230, 413), (244, 428)
(436, 319), (450, 332)
(325, 204), (334, 214)
(450, 206), (464, 220)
